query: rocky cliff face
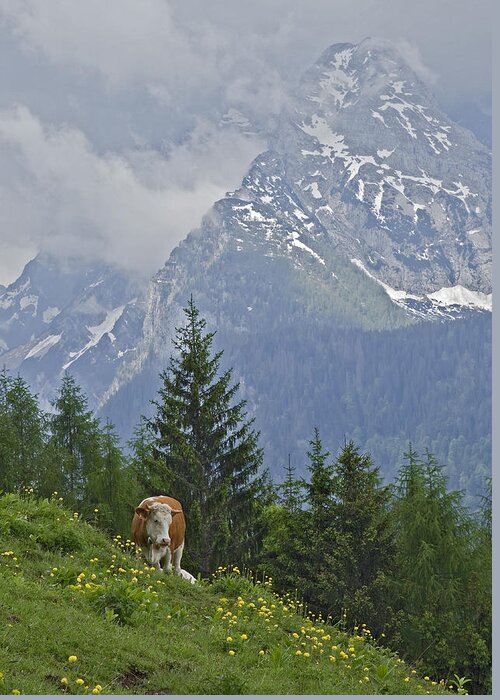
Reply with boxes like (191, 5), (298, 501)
(0, 254), (146, 407)
(273, 38), (491, 299)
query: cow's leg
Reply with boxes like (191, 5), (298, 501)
(172, 543), (184, 576)
(162, 545), (172, 574)
(146, 545), (163, 571)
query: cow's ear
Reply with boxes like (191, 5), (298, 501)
(171, 508), (183, 514)
(135, 506), (148, 519)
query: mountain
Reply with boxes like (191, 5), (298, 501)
(0, 38), (491, 500)
(0, 254), (146, 408)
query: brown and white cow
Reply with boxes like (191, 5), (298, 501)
(131, 495), (186, 575)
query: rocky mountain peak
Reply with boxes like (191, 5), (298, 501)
(267, 38), (492, 297)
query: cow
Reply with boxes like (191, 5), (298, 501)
(131, 495), (186, 576)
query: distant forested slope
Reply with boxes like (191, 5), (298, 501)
(213, 311), (491, 505)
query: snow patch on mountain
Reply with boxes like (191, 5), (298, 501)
(288, 232), (325, 265)
(352, 258), (491, 313)
(427, 286), (492, 311)
(20, 295), (38, 313)
(25, 334), (62, 360)
(62, 304), (126, 370)
(43, 306), (60, 323)
(351, 259), (415, 301)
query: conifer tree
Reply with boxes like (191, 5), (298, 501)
(282, 454), (304, 514)
(305, 428), (335, 523)
(388, 447), (490, 691)
(0, 369), (16, 491)
(146, 298), (266, 575)
(49, 373), (102, 510)
(298, 429), (337, 604)
(89, 419), (134, 533)
(259, 455), (305, 592)
(311, 438), (395, 627)
(0, 371), (46, 492)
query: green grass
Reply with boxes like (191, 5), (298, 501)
(0, 492), (455, 695)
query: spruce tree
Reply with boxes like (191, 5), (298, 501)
(259, 456), (305, 593)
(311, 438), (395, 628)
(282, 454), (304, 514)
(49, 373), (102, 510)
(128, 416), (157, 493)
(0, 371), (46, 492)
(89, 419), (133, 533)
(305, 428), (335, 522)
(300, 429), (337, 605)
(146, 298), (265, 575)
(389, 447), (490, 691)
(0, 369), (16, 491)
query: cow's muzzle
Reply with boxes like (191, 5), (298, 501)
(148, 536), (170, 547)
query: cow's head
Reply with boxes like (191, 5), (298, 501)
(135, 501), (182, 547)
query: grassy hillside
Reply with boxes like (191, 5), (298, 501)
(0, 492), (456, 695)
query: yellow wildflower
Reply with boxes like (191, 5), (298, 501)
(68, 655), (77, 663)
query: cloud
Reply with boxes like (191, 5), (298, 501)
(392, 39), (438, 85)
(0, 0), (491, 285)
(0, 0), (490, 115)
(0, 0), (203, 90)
(0, 106), (264, 279)
(0, 0), (290, 128)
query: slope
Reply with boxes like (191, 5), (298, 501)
(0, 492), (455, 695)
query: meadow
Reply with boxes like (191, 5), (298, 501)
(0, 491), (464, 695)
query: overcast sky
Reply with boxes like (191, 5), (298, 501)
(0, 0), (492, 285)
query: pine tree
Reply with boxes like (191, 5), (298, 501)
(259, 455), (305, 593)
(311, 439), (395, 627)
(49, 373), (102, 510)
(282, 454), (304, 513)
(391, 447), (470, 617)
(88, 420), (133, 533)
(298, 429), (337, 605)
(388, 447), (490, 691)
(305, 428), (335, 523)
(0, 371), (46, 492)
(128, 416), (157, 493)
(0, 368), (16, 491)
(146, 298), (266, 575)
